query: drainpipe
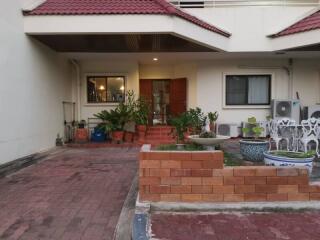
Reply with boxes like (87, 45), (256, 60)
(70, 60), (81, 121)
(288, 58), (294, 99)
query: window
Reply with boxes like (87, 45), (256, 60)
(87, 76), (125, 103)
(225, 75), (271, 106)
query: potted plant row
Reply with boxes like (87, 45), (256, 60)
(94, 91), (150, 143)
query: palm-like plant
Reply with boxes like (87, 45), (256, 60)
(94, 103), (131, 132)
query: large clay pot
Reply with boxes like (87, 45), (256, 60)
(112, 131), (124, 143)
(240, 139), (269, 162)
(74, 128), (89, 143)
(124, 131), (134, 143)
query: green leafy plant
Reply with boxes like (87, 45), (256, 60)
(271, 150), (316, 159)
(199, 131), (216, 138)
(156, 143), (205, 151)
(187, 107), (207, 134)
(94, 103), (131, 132)
(208, 111), (219, 124)
(169, 112), (191, 144)
(133, 96), (150, 125)
(242, 117), (264, 139)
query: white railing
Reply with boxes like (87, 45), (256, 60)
(169, 0), (320, 8)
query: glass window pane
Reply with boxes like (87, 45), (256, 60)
(248, 76), (270, 104)
(107, 77), (125, 102)
(226, 76), (247, 105)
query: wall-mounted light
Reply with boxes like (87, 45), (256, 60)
(153, 58), (158, 61)
(99, 85), (105, 90)
(120, 86), (125, 91)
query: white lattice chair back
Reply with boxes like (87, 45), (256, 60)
(277, 118), (296, 127)
(301, 118), (319, 139)
(267, 119), (279, 139)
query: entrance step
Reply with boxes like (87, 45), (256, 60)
(140, 126), (176, 145)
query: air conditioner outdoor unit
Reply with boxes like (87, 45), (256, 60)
(242, 121), (268, 138)
(216, 123), (241, 138)
(271, 99), (300, 123)
(303, 105), (320, 119)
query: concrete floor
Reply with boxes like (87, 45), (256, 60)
(0, 147), (139, 240)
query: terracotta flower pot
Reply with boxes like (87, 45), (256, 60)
(124, 131), (134, 143)
(74, 128), (89, 143)
(136, 125), (147, 141)
(112, 131), (124, 143)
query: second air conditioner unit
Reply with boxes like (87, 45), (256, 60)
(216, 123), (241, 138)
(303, 105), (320, 119)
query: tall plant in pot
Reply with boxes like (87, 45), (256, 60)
(208, 111), (219, 133)
(133, 97), (150, 141)
(169, 112), (191, 149)
(188, 107), (207, 135)
(240, 117), (269, 162)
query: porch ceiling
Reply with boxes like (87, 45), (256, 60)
(32, 34), (216, 52)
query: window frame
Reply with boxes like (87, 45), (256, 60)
(85, 73), (127, 106)
(222, 73), (274, 109)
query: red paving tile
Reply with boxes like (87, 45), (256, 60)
(0, 147), (139, 240)
(151, 211), (320, 240)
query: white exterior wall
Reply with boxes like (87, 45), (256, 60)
(77, 58), (319, 124)
(0, 1), (72, 164)
(196, 59), (320, 123)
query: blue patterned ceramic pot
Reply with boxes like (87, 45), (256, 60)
(240, 139), (269, 162)
(264, 151), (314, 174)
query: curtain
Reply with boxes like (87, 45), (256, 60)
(248, 76), (269, 104)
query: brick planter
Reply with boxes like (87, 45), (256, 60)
(139, 145), (320, 203)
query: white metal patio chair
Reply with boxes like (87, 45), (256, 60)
(299, 118), (320, 153)
(268, 119), (293, 151)
(277, 118), (296, 151)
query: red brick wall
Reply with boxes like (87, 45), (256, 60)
(139, 148), (320, 202)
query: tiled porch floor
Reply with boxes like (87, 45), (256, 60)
(0, 147), (139, 240)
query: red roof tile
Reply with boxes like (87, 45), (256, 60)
(25, 0), (230, 37)
(271, 10), (320, 38)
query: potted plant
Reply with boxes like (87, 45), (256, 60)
(188, 107), (207, 135)
(74, 120), (89, 143)
(264, 150), (315, 173)
(94, 103), (131, 143)
(240, 117), (269, 162)
(124, 91), (136, 143)
(208, 111), (219, 133)
(169, 112), (191, 150)
(133, 97), (150, 141)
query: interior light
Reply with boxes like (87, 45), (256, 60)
(120, 86), (125, 91)
(117, 77), (122, 81)
(153, 58), (158, 61)
(99, 85), (105, 90)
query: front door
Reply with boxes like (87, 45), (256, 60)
(139, 78), (187, 125)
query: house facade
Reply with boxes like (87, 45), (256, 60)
(1, 0), (320, 165)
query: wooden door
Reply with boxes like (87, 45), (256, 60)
(170, 78), (187, 117)
(139, 79), (153, 125)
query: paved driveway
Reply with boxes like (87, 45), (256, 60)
(151, 211), (320, 240)
(0, 147), (139, 240)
